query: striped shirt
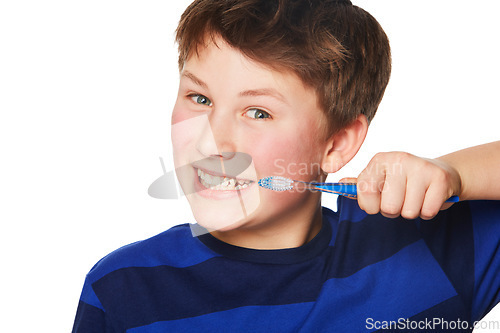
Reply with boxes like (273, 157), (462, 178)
(73, 198), (500, 332)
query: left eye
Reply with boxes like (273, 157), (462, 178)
(245, 109), (272, 120)
(190, 94), (212, 106)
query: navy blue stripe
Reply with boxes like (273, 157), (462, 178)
(328, 212), (422, 278)
(72, 300), (112, 333)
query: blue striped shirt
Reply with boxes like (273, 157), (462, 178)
(73, 198), (500, 332)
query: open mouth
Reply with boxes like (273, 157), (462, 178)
(197, 168), (253, 191)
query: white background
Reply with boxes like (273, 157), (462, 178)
(0, 0), (499, 331)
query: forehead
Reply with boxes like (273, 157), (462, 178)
(183, 37), (317, 102)
(185, 38), (282, 80)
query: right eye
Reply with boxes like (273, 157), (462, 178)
(189, 94), (212, 106)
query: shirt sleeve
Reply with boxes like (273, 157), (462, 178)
(72, 275), (116, 333)
(418, 200), (500, 323)
(469, 200), (500, 320)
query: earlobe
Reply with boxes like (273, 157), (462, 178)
(321, 114), (369, 174)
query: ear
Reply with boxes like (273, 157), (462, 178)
(321, 114), (369, 174)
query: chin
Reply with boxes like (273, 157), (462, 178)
(186, 184), (261, 233)
(192, 207), (248, 233)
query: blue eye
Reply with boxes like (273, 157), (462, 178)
(190, 94), (212, 106)
(245, 109), (271, 120)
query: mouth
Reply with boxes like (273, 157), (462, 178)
(196, 168), (254, 191)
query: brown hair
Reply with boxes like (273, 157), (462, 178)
(176, 0), (391, 136)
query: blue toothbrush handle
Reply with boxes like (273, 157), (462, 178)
(312, 183), (459, 202)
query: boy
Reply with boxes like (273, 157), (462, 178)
(73, 0), (500, 331)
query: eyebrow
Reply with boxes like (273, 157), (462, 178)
(181, 70), (289, 105)
(238, 88), (288, 105)
(182, 71), (208, 89)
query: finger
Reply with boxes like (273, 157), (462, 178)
(420, 183), (450, 220)
(338, 177), (357, 184)
(379, 173), (406, 219)
(356, 169), (384, 215)
(400, 177), (428, 220)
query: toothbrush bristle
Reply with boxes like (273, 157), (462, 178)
(258, 176), (294, 191)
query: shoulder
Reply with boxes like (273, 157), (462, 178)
(85, 223), (219, 285)
(336, 196), (500, 225)
(468, 200), (500, 221)
(422, 200), (500, 237)
(333, 197), (500, 253)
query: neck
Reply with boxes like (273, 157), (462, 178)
(210, 197), (323, 250)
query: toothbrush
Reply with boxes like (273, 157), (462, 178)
(258, 176), (460, 202)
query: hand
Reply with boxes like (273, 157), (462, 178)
(341, 152), (462, 220)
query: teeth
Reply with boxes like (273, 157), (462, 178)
(235, 183), (249, 190)
(197, 169), (251, 190)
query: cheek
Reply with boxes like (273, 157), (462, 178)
(171, 112), (189, 156)
(171, 102), (194, 125)
(245, 126), (323, 180)
(171, 107), (208, 160)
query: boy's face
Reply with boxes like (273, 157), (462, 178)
(172, 37), (331, 233)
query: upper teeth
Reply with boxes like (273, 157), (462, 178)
(197, 168), (251, 190)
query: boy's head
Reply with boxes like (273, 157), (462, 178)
(176, 0), (391, 136)
(171, 0), (391, 238)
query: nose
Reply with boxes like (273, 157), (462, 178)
(195, 111), (236, 159)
